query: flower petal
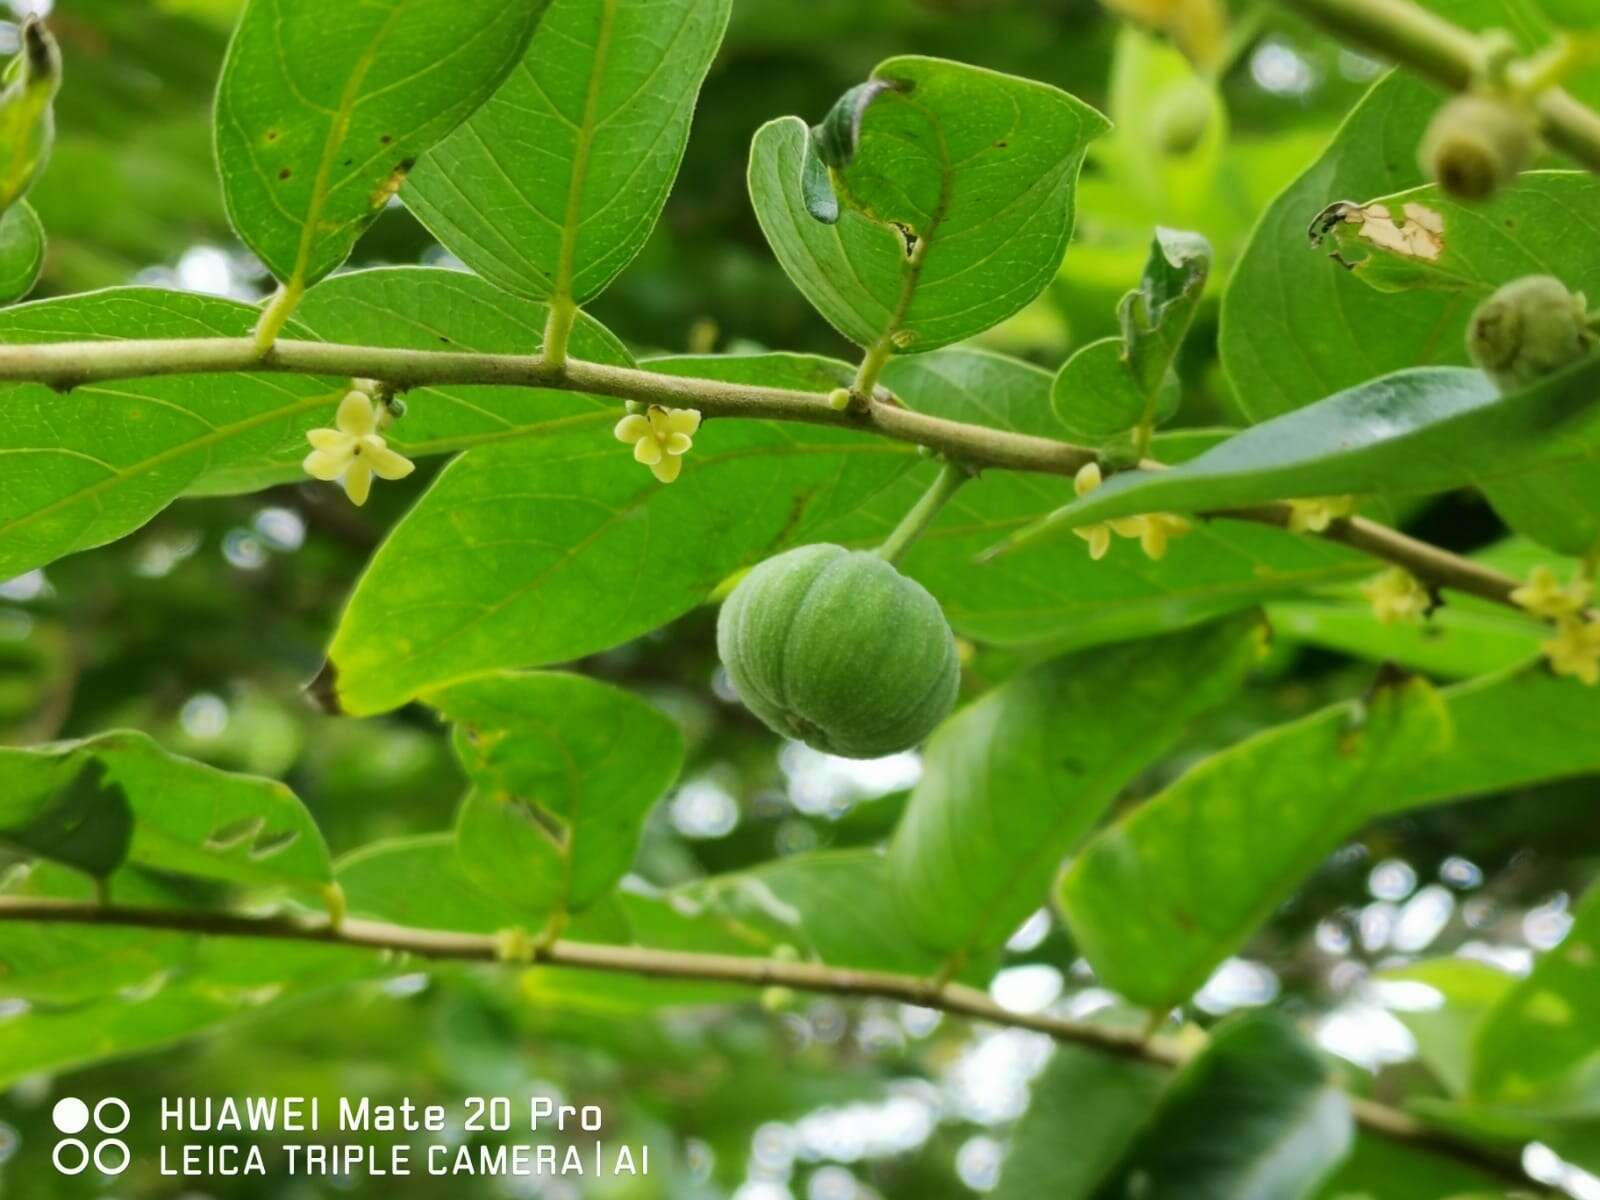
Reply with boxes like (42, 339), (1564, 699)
(633, 438), (664, 466)
(1074, 462), (1102, 497)
(365, 440), (415, 480)
(650, 454), (683, 483)
(336, 390), (377, 437)
(614, 414), (651, 443)
(664, 432), (693, 456)
(303, 448), (350, 481)
(343, 461), (373, 506)
(662, 408), (702, 436)
(306, 427), (348, 452)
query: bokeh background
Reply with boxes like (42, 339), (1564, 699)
(1, 0), (1595, 1197)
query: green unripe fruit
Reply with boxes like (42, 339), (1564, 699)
(0, 18), (61, 214)
(1467, 275), (1595, 393)
(716, 544), (960, 759)
(1418, 93), (1536, 202)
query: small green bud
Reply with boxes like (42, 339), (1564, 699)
(0, 17), (60, 213)
(1418, 93), (1536, 202)
(826, 387), (852, 411)
(1152, 79), (1214, 156)
(1467, 275), (1595, 393)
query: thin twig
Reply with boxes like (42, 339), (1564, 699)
(0, 336), (1528, 611)
(1277, 0), (1600, 173)
(0, 899), (1532, 1187)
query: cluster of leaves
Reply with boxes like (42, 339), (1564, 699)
(3, 0), (1600, 1197)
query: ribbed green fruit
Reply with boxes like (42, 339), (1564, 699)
(716, 544), (960, 759)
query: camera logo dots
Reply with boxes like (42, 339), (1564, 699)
(51, 1097), (130, 1176)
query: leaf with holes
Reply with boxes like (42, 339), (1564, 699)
(0, 731), (333, 903)
(1310, 173), (1600, 296)
(748, 57), (1107, 353)
(403, 0), (731, 305)
(214, 0), (549, 288)
(432, 672), (683, 925)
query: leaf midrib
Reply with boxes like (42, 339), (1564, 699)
(553, 0), (618, 303)
(285, 1), (407, 288)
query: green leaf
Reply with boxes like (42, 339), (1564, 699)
(336, 833), (628, 941)
(1534, 0), (1600, 28)
(1050, 229), (1207, 447)
(214, 0), (548, 288)
(1221, 74), (1466, 420)
(0, 730), (333, 901)
(1311, 1135), (1508, 1200)
(748, 57), (1107, 352)
(433, 671), (683, 922)
(888, 618), (1260, 966)
(328, 344), (1365, 714)
(0, 199), (43, 304)
(324, 351), (915, 714)
(1376, 958), (1516, 1098)
(0, 943), (375, 1088)
(993, 1046), (1167, 1199)
(338, 833), (531, 933)
(1311, 173), (1600, 296)
(687, 849), (963, 978)
(1010, 358), (1600, 539)
(403, 0), (731, 305)
(0, 288), (342, 577)
(1062, 232), (1206, 443)
(1481, 463), (1600, 557)
(0, 271), (628, 571)
(1220, 1), (1579, 419)
(1473, 882), (1600, 1113)
(1267, 594), (1545, 680)
(855, 350), (1370, 649)
(1059, 664), (1600, 1007)
(1101, 1013), (1353, 1200)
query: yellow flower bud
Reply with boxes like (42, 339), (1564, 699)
(1542, 616), (1600, 686)
(1511, 565), (1592, 620)
(1361, 568), (1431, 625)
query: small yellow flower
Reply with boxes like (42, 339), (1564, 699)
(1286, 496), (1356, 534)
(302, 390), (415, 506)
(614, 405), (702, 484)
(1362, 567), (1431, 625)
(1542, 616), (1600, 686)
(1072, 462), (1115, 560)
(1071, 461), (1192, 561)
(1511, 565), (1593, 620)
(1133, 513), (1192, 561)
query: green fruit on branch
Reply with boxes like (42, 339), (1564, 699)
(1468, 274), (1595, 393)
(0, 17), (61, 213)
(716, 544), (960, 759)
